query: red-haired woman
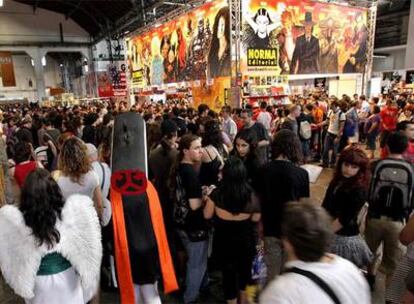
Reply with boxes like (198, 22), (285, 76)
(322, 146), (373, 268)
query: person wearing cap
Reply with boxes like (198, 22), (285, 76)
(290, 12), (320, 74)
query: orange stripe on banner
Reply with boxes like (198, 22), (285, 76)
(146, 181), (179, 293)
(110, 188), (135, 304)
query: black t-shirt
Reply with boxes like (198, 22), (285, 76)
(256, 160), (310, 238)
(245, 122), (269, 161)
(322, 183), (367, 236)
(177, 163), (207, 232)
(246, 122), (268, 142)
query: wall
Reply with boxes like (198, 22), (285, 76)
(0, 54), (61, 100)
(0, 1), (90, 44)
(373, 48), (407, 72)
(0, 1), (93, 100)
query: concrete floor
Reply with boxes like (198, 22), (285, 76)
(0, 168), (387, 303)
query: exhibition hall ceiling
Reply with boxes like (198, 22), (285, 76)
(11, 0), (412, 48)
(12, 0), (187, 41)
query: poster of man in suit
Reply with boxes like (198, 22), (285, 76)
(290, 12), (320, 74)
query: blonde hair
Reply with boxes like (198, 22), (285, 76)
(58, 137), (90, 183)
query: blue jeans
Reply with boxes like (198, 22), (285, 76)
(322, 132), (338, 166)
(178, 230), (209, 303)
(301, 140), (310, 160)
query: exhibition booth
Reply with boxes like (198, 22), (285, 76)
(124, 0), (378, 110)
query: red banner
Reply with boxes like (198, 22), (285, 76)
(97, 71), (114, 97)
(0, 52), (16, 87)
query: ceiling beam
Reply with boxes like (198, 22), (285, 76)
(53, 0), (105, 31)
(33, 0), (39, 13)
(66, 0), (83, 19)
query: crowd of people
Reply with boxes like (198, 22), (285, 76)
(0, 91), (414, 304)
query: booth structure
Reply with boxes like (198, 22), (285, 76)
(124, 0), (378, 109)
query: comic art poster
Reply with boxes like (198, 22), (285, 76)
(241, 0), (369, 75)
(127, 0), (231, 88)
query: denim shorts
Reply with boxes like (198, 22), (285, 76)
(366, 133), (377, 151)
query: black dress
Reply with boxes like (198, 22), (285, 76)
(210, 188), (259, 299)
(322, 182), (372, 267)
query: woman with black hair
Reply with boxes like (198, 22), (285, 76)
(232, 128), (263, 183)
(200, 119), (228, 187)
(208, 6), (231, 78)
(255, 129), (309, 283)
(0, 168), (102, 304)
(204, 157), (260, 304)
(322, 146), (372, 268)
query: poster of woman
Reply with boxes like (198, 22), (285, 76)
(207, 6), (231, 79)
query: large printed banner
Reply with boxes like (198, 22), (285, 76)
(127, 0), (230, 87)
(97, 63), (128, 98)
(0, 52), (16, 87)
(242, 0), (369, 75)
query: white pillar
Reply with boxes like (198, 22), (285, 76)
(27, 48), (47, 102)
(405, 0), (414, 69)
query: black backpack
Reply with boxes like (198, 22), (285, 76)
(369, 159), (414, 220)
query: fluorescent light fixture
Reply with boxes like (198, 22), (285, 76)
(84, 65), (89, 73)
(124, 30), (130, 35)
(59, 63), (63, 67)
(41, 56), (46, 66)
(0, 0), (3, 7)
(31, 59), (34, 66)
(373, 55), (388, 58)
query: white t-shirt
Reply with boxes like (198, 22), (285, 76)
(91, 161), (111, 199)
(257, 111), (273, 131)
(222, 118), (237, 141)
(57, 170), (99, 200)
(327, 110), (346, 135)
(260, 255), (370, 304)
(361, 101), (370, 114)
